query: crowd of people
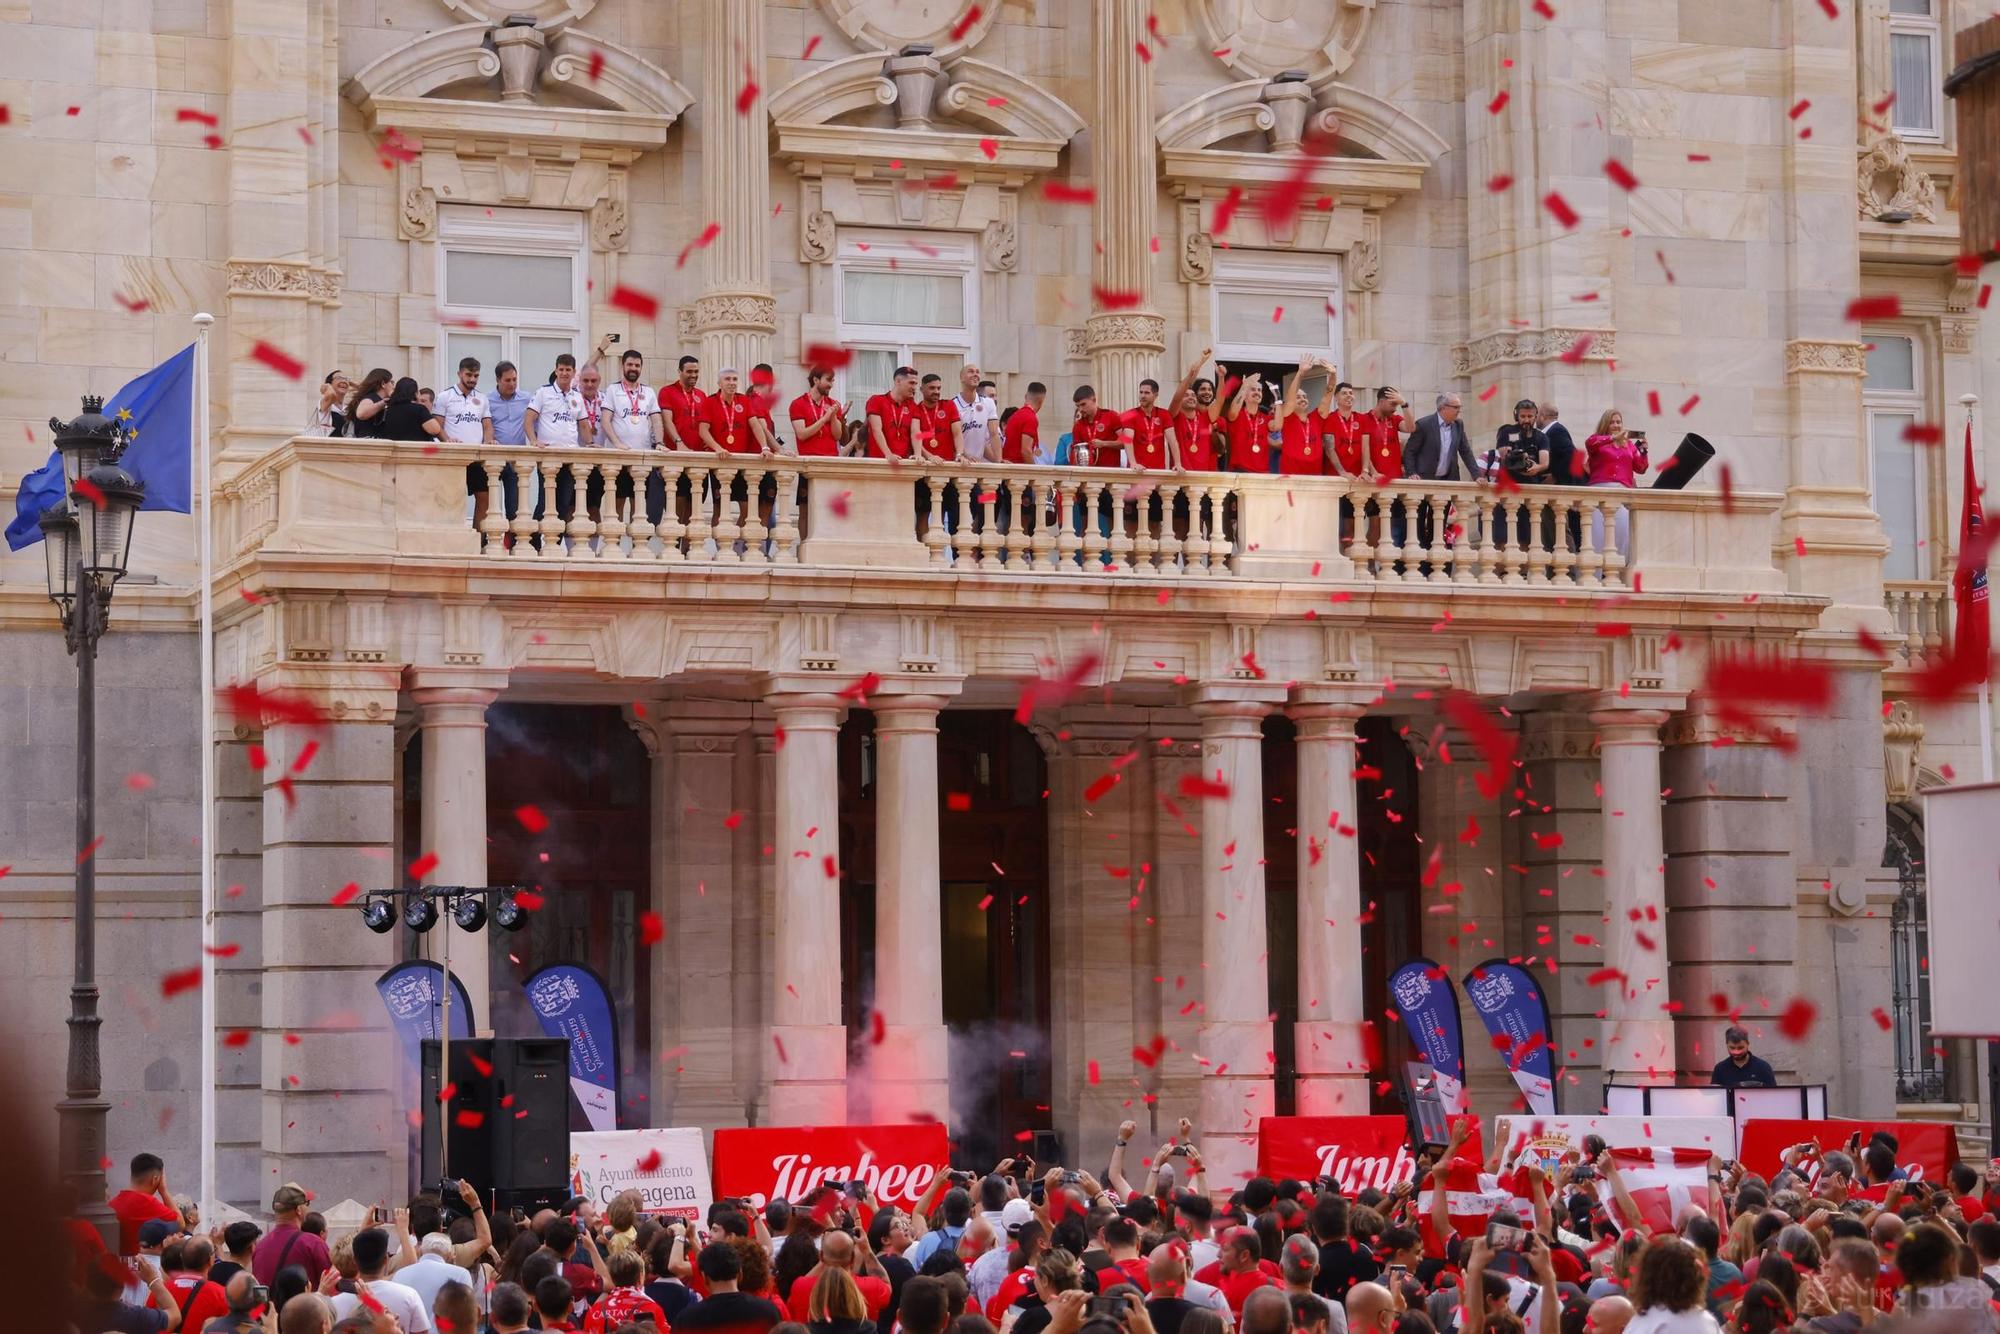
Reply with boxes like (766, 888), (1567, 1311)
(304, 342), (1659, 551)
(68, 1112), (2000, 1334)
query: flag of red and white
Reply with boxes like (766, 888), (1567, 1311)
(1607, 1146), (1711, 1234)
(1416, 1159), (1535, 1254)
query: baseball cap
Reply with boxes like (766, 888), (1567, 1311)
(272, 1183), (311, 1213)
(138, 1219), (179, 1247)
(1001, 1198), (1034, 1233)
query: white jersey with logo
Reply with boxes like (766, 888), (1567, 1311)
(601, 381), (661, 450)
(528, 384), (587, 447)
(953, 392), (999, 460)
(435, 385), (491, 444)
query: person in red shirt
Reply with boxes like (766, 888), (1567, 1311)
(1319, 379), (1368, 547)
(1275, 356), (1336, 476)
(784, 1230), (893, 1322)
(1123, 358), (1203, 553)
(1068, 385), (1121, 562)
(1103, 1218), (1152, 1293)
(1195, 1229), (1283, 1316)
(866, 366), (920, 460)
(1361, 385), (1408, 550)
(915, 372), (964, 539)
(789, 366), (847, 458)
(1224, 372), (1278, 474)
(997, 382), (1046, 545)
(659, 354), (707, 527)
(161, 1237), (231, 1330)
(586, 1250), (670, 1332)
(698, 367), (776, 542)
(109, 1153), (184, 1256)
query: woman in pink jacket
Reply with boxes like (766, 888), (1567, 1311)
(1584, 408), (1648, 556)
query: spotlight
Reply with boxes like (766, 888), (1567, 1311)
(404, 893), (439, 933)
(454, 894), (487, 932)
(361, 898), (397, 934)
(492, 892), (527, 932)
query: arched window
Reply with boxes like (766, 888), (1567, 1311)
(1885, 804), (1947, 1101)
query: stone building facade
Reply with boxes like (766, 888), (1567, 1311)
(0, 0), (1994, 1208)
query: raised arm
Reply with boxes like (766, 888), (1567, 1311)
(1595, 1151), (1649, 1236)
(451, 1180), (493, 1268)
(1173, 348), (1211, 410)
(1108, 1122), (1137, 1199)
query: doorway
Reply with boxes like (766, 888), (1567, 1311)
(838, 710), (1050, 1166)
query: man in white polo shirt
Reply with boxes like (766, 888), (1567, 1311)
(438, 356), (504, 537)
(599, 346), (664, 528)
(953, 362), (999, 462)
(526, 352), (593, 545)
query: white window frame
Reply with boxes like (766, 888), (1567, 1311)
(835, 228), (978, 364)
(1889, 0), (1945, 144)
(434, 205), (586, 385)
(1210, 251), (1345, 366)
(1863, 328), (1934, 581)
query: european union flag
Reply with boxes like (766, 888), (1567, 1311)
(7, 343), (196, 551)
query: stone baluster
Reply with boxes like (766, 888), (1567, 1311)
(1029, 481), (1057, 571)
(1206, 484), (1232, 574)
(507, 462), (536, 556)
(950, 477), (977, 568)
(563, 461), (593, 551)
(598, 464), (628, 558)
(684, 464), (715, 559)
(626, 462), (658, 555)
(479, 462), (508, 555)
(770, 467), (800, 562)
(536, 460), (565, 559)
(974, 476), (999, 570)
(713, 466), (745, 563)
(1081, 479), (1110, 570)
(1054, 479), (1081, 570)
(740, 462), (770, 561)
(1458, 494), (1487, 585)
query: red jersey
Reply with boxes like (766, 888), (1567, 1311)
(108, 1190), (178, 1256)
(1002, 404), (1040, 464)
(1072, 410), (1122, 467)
(1277, 415), (1321, 475)
(586, 1287), (671, 1332)
(660, 383), (708, 450)
(1364, 412), (1404, 480)
(1114, 1256), (1153, 1293)
(162, 1273), (231, 1329)
(867, 393), (918, 459)
(1174, 411), (1217, 471)
(1228, 409), (1274, 472)
(788, 1271), (892, 1321)
(986, 1268), (1037, 1322)
(788, 393), (844, 457)
(915, 397), (961, 459)
(1122, 406), (1173, 469)
(1319, 410), (1367, 475)
(701, 394), (758, 453)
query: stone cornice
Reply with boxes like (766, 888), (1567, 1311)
(1452, 327), (1617, 376)
(1784, 339), (1867, 376)
(227, 260), (340, 303)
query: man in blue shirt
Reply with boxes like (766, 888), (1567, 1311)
(1709, 1024), (1777, 1088)
(908, 1187), (973, 1267)
(481, 359), (528, 536)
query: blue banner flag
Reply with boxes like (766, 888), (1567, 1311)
(1462, 958), (1559, 1115)
(1387, 957), (1469, 1116)
(375, 960), (474, 1058)
(7, 344), (196, 550)
(523, 963), (620, 1132)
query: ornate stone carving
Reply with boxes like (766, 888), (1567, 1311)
(1944, 319), (1976, 355)
(1346, 237), (1380, 292)
(1857, 134), (1939, 224)
(1883, 700), (1924, 804)
(227, 260), (316, 299)
(981, 219), (1017, 272)
(1182, 229), (1214, 282)
(1195, 0), (1374, 84)
(1451, 327), (1616, 376)
(802, 209), (836, 264)
(1784, 339), (1867, 376)
(1062, 328), (1088, 361)
(307, 268), (341, 303)
(440, 0), (593, 30)
(692, 292), (778, 332)
(399, 186), (437, 240)
(815, 0), (999, 59)
(1084, 312), (1167, 352)
(675, 308), (697, 340)
(590, 196), (629, 251)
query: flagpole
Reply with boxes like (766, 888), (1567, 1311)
(193, 311), (217, 1224)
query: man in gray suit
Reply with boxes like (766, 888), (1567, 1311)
(1401, 392), (1479, 480)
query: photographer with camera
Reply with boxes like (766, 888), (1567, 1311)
(1486, 399), (1550, 551)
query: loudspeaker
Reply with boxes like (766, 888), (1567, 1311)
(1649, 432), (1715, 490)
(421, 1036), (571, 1212)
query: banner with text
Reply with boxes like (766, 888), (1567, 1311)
(375, 961), (473, 1062)
(1494, 1115), (1736, 1172)
(712, 1123), (949, 1210)
(1462, 959), (1558, 1115)
(1738, 1118), (1960, 1184)
(1388, 958), (1470, 1115)
(522, 964), (620, 1132)
(569, 1128), (714, 1221)
(1258, 1115), (1484, 1194)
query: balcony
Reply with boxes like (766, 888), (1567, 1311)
(221, 438), (1786, 586)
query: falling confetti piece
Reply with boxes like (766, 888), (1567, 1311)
(1478, 384), (1500, 402)
(1043, 181), (1096, 205)
(125, 772), (155, 791)
(1488, 174), (1515, 192)
(1092, 285), (1143, 310)
(1604, 158), (1639, 191)
(1543, 192), (1579, 229)
(1776, 998), (1817, 1039)
(948, 4), (983, 40)
(1558, 334), (1595, 365)
(222, 1030), (251, 1047)
(676, 222), (721, 269)
(330, 882), (361, 906)
(1788, 99), (1810, 120)
(408, 851), (439, 880)
(1179, 775), (1231, 800)
(736, 79), (759, 114)
(1531, 0), (1555, 15)
(176, 108), (219, 127)
(1678, 394), (1700, 415)
(162, 967), (202, 998)
(637, 1147), (662, 1171)
(639, 911), (663, 946)
(610, 284), (660, 319)
(1870, 1006), (1891, 1030)
(802, 35), (822, 60)
(1212, 185), (1244, 233)
(978, 138), (998, 160)
(515, 804), (549, 833)
(1844, 295), (1900, 321)
(1817, 0), (1839, 15)
(250, 341), (305, 380)
(1135, 41), (1152, 63)
(947, 792), (972, 812)
(1647, 390), (1662, 416)
(1487, 92), (1510, 114)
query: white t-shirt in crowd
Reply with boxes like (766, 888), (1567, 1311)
(1625, 1307), (1723, 1334)
(435, 386), (491, 444)
(528, 384), (587, 446)
(331, 1277), (435, 1332)
(601, 381), (661, 450)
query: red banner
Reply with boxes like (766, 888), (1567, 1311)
(711, 1123), (950, 1210)
(1737, 1119), (1960, 1184)
(1258, 1115), (1483, 1194)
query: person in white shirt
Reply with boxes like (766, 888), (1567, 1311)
(329, 1227), (434, 1332)
(395, 1234), (473, 1316)
(598, 347), (664, 528)
(526, 353), (594, 540)
(953, 363), (1000, 462)
(438, 357), (493, 444)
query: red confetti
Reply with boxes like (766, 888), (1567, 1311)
(330, 882), (361, 906)
(250, 341), (305, 380)
(1604, 158), (1639, 191)
(1678, 394), (1700, 416)
(1531, 0), (1554, 15)
(639, 911), (663, 946)
(1441, 694), (1516, 802)
(162, 967), (202, 998)
(115, 291), (151, 314)
(1084, 771), (1122, 803)
(1817, 0), (1839, 15)
(1788, 99), (1810, 120)
(839, 672), (881, 702)
(222, 1030), (251, 1047)
(948, 5), (983, 40)
(73, 476), (106, 507)
(1135, 41), (1152, 63)
(1093, 285), (1144, 310)
(1043, 181), (1096, 205)
(587, 49), (604, 81)
(946, 792), (972, 812)
(407, 851), (439, 880)
(178, 107), (220, 127)
(1844, 295), (1900, 321)
(515, 804), (549, 834)
(1871, 1007), (1892, 1031)
(637, 1148), (663, 1171)
(802, 36), (821, 60)
(676, 222), (721, 269)
(979, 138), (998, 160)
(1647, 391), (1662, 416)
(1488, 175), (1515, 192)
(455, 1109), (486, 1129)
(1478, 384), (1500, 402)
(1179, 775), (1232, 800)
(802, 342), (855, 369)
(1487, 92), (1510, 114)
(125, 772), (155, 791)
(735, 79), (759, 115)
(1212, 186), (1245, 234)
(220, 681), (327, 729)
(377, 128), (420, 163)
(1776, 998), (1817, 1039)
(610, 284), (660, 320)
(76, 835), (104, 865)
(1087, 1060), (1101, 1085)
(871, 1010), (887, 1045)
(1982, 285), (1994, 310)
(1558, 334), (1594, 365)
(1543, 192), (1580, 229)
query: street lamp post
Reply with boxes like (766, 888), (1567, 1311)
(40, 396), (147, 1246)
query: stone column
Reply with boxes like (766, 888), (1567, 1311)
(213, 723), (267, 1210)
(220, 0), (319, 467)
(409, 669), (507, 1034)
(1289, 689), (1372, 1114)
(257, 666), (404, 1206)
(871, 688), (961, 1125)
(697, 0), (776, 376)
(1087, 0), (1164, 406)
(1588, 701), (1676, 1083)
(1517, 710), (1607, 1108)
(1187, 684), (1287, 1189)
(766, 689), (848, 1124)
